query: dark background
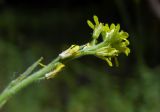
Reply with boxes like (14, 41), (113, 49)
(0, 0), (160, 112)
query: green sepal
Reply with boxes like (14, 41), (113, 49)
(105, 58), (113, 67)
(124, 48), (130, 56)
(92, 23), (103, 39)
(87, 20), (94, 29)
(93, 15), (99, 25)
(110, 23), (115, 30)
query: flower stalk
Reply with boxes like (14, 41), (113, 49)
(0, 15), (130, 108)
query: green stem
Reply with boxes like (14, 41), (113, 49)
(0, 45), (92, 108)
(0, 16), (130, 108)
(4, 57), (44, 92)
(0, 57), (60, 108)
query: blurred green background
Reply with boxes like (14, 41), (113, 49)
(0, 0), (160, 112)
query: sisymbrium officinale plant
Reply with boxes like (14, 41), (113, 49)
(0, 15), (130, 108)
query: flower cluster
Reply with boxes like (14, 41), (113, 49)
(86, 15), (130, 66)
(58, 15), (130, 67)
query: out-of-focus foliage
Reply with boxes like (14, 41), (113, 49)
(0, 0), (160, 112)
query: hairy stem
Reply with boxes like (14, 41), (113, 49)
(0, 56), (60, 108)
(0, 15), (130, 109)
